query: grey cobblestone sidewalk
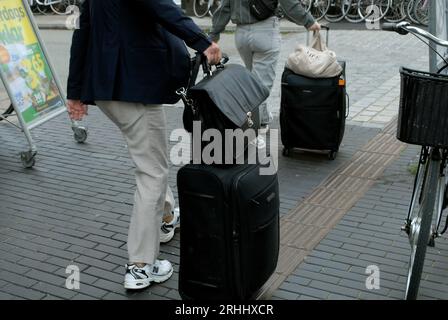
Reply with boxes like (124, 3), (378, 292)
(273, 143), (448, 300)
(0, 25), (444, 300)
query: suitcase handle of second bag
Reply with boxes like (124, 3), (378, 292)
(306, 25), (330, 47)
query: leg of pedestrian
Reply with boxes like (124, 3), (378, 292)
(96, 101), (173, 290)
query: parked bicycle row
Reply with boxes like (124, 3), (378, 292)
(193, 0), (429, 26)
(29, 0), (83, 15)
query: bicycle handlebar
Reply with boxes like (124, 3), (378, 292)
(383, 22), (448, 48)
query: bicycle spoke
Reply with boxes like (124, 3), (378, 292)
(414, 0), (429, 26)
(309, 0), (331, 21)
(326, 0), (353, 23)
(358, 0), (391, 22)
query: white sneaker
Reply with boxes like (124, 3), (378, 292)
(160, 207), (180, 243)
(249, 135), (267, 149)
(124, 260), (173, 290)
(259, 124), (270, 135)
(256, 136), (266, 149)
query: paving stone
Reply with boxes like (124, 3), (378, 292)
(91, 279), (128, 296)
(16, 258), (59, 274)
(71, 294), (98, 300)
(272, 290), (299, 300)
(74, 283), (108, 299)
(84, 267), (122, 284)
(1, 284), (45, 300)
(0, 270), (38, 288)
(280, 282), (329, 300)
(292, 269), (340, 285)
(26, 270), (66, 287)
(0, 291), (21, 300)
(308, 280), (360, 298)
(74, 255), (117, 272)
(32, 282), (77, 300)
(84, 235), (124, 248)
(66, 245), (108, 260)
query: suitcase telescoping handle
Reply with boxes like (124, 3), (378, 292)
(306, 25), (330, 47)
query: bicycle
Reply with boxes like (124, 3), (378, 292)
(358, 0), (392, 22)
(304, 0), (331, 21)
(405, 0), (420, 24)
(33, 0), (77, 15)
(413, 0), (429, 26)
(384, 0), (407, 23)
(383, 21), (448, 300)
(325, 0), (353, 23)
(193, 0), (220, 18)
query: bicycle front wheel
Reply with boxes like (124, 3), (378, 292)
(405, 148), (440, 300)
(406, 0), (420, 24)
(384, 0), (407, 23)
(345, 0), (365, 23)
(309, 0), (331, 21)
(413, 0), (429, 26)
(326, 0), (353, 23)
(193, 0), (210, 18)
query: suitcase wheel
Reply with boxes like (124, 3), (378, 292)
(282, 147), (291, 157)
(328, 151), (337, 160)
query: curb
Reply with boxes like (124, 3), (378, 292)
(36, 22), (307, 33)
(38, 24), (68, 30)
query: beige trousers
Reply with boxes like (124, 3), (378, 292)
(96, 101), (175, 265)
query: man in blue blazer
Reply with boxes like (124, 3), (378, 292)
(67, 0), (221, 290)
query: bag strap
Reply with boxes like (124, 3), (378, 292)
(306, 25), (330, 47)
(188, 53), (213, 89)
(310, 32), (321, 51)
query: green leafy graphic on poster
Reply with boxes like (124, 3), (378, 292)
(0, 0), (64, 127)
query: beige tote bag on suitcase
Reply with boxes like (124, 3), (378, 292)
(286, 31), (342, 78)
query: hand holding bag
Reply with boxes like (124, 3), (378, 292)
(286, 31), (343, 78)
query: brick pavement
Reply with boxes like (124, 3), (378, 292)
(0, 24), (445, 300)
(273, 141), (448, 300)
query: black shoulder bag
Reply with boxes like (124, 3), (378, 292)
(176, 53), (269, 162)
(248, 0), (279, 21)
(177, 53), (269, 134)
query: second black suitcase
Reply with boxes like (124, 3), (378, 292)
(177, 162), (280, 300)
(280, 63), (348, 160)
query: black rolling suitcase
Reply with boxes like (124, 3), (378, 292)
(177, 162), (280, 300)
(280, 27), (348, 160)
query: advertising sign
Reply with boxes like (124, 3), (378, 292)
(0, 0), (65, 129)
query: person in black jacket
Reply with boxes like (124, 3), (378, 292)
(67, 0), (221, 290)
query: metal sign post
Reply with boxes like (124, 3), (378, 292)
(0, 0), (87, 168)
(429, 0), (437, 72)
(429, 0), (448, 73)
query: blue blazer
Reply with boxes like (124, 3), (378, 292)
(67, 0), (212, 105)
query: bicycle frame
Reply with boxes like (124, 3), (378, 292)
(35, 0), (62, 5)
(404, 147), (447, 243)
